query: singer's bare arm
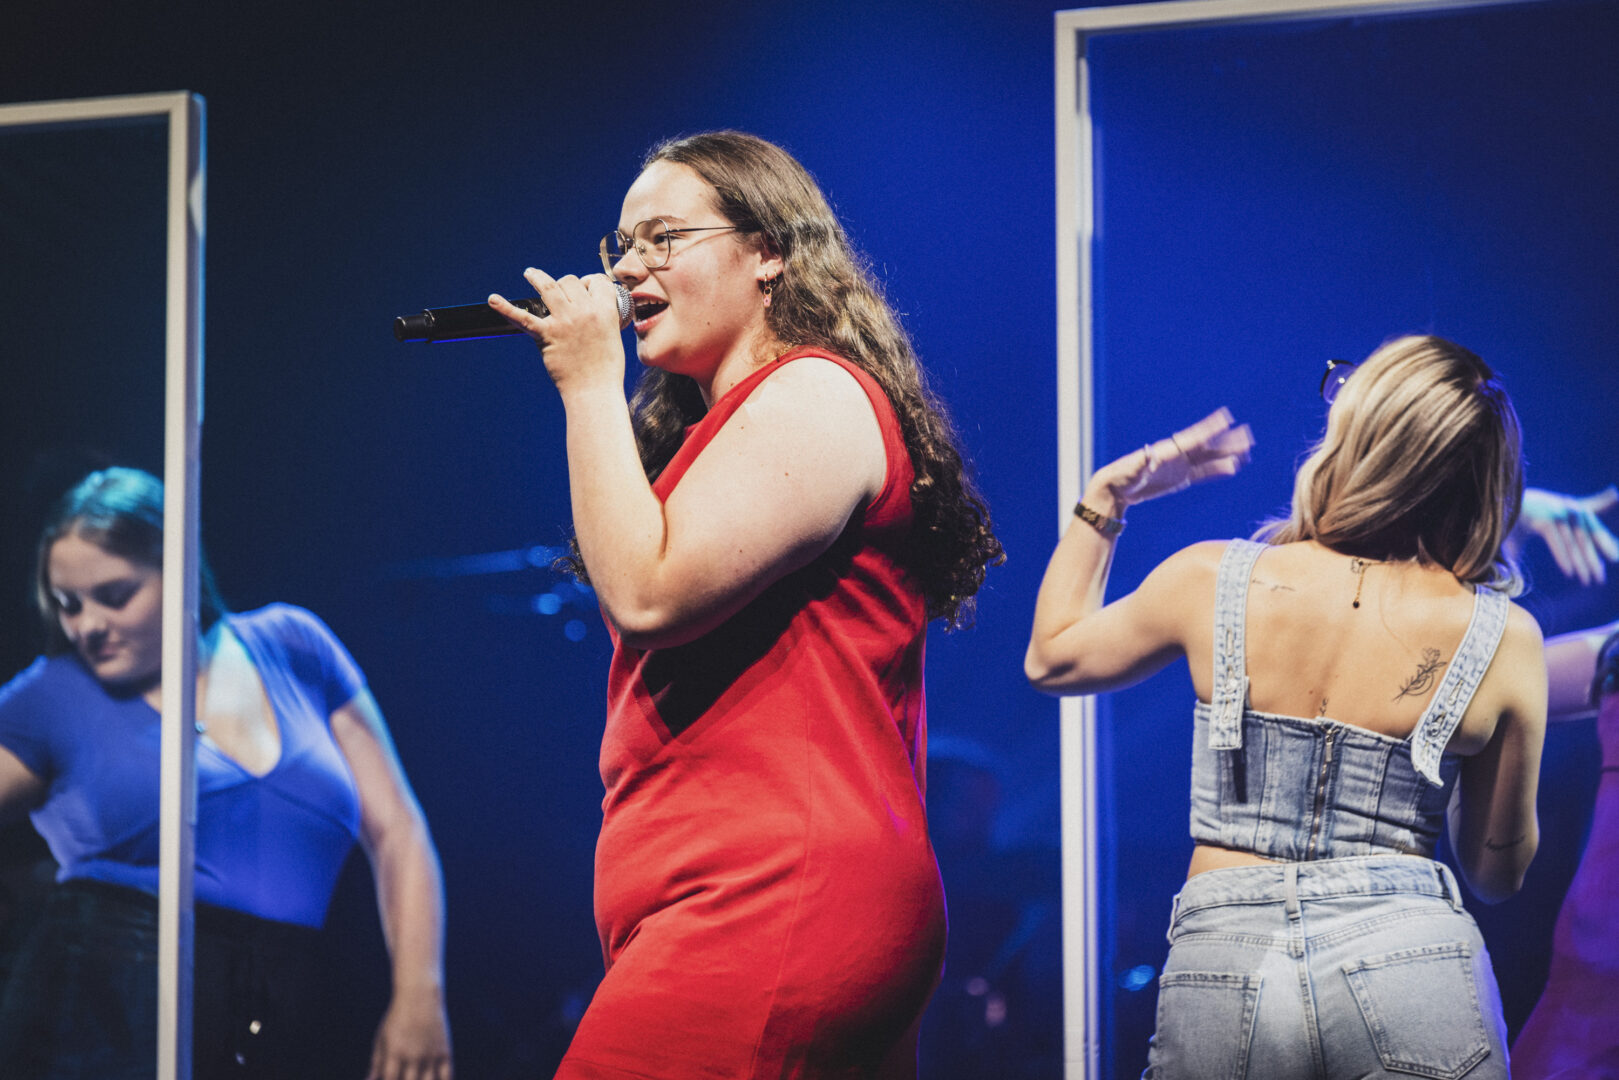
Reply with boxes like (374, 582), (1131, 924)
(562, 356), (883, 650)
(491, 273), (885, 652)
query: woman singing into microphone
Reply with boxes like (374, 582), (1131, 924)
(490, 132), (1002, 1078)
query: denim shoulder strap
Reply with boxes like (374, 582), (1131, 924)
(1410, 586), (1511, 785)
(1209, 539), (1267, 751)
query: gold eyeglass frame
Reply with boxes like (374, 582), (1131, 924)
(599, 217), (741, 275)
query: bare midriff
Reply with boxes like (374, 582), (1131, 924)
(1187, 843), (1428, 879)
(1186, 843), (1281, 879)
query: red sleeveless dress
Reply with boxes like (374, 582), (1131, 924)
(556, 348), (947, 1079)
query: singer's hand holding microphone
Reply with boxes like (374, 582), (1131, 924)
(482, 269), (629, 391)
(395, 268), (635, 386)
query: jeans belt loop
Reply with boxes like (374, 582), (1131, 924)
(1436, 860), (1464, 912)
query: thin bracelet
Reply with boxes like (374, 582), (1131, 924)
(1073, 501), (1125, 537)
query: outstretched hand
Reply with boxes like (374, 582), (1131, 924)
(1514, 485), (1619, 585)
(1028, 407), (1253, 695)
(1094, 408), (1254, 510)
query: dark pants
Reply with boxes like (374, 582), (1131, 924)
(0, 880), (324, 1080)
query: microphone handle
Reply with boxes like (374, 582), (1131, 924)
(392, 299), (537, 343)
(395, 284), (634, 343)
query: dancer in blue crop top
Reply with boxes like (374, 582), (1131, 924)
(1028, 336), (1547, 1079)
(0, 468), (452, 1079)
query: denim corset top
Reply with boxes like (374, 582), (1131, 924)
(1189, 539), (1509, 861)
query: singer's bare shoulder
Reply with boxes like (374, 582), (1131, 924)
(610, 354), (887, 649)
(726, 354), (888, 503)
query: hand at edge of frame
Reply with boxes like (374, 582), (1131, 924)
(1514, 485), (1619, 586)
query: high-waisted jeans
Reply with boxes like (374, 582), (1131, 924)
(1144, 855), (1509, 1080)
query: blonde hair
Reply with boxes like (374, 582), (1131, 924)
(1259, 335), (1524, 593)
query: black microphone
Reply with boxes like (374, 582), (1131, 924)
(393, 283), (634, 343)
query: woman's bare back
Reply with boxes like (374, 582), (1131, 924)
(1187, 540), (1500, 754)
(1184, 540), (1517, 879)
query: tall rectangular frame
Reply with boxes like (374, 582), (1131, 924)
(0, 90), (204, 1080)
(1051, 2), (1535, 1074)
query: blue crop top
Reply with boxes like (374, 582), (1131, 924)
(1189, 539), (1509, 862)
(0, 604), (364, 927)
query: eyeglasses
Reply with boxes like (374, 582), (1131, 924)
(599, 218), (741, 275)
(1319, 358), (1356, 405)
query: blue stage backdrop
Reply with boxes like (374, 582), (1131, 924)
(2, 2), (1068, 1076)
(1, 1), (1613, 1076)
(1088, 2), (1619, 1072)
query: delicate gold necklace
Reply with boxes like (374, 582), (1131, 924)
(1348, 556), (1382, 609)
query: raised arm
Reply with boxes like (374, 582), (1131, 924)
(1026, 409), (1251, 695)
(1448, 606), (1548, 903)
(492, 271), (885, 651)
(563, 356), (882, 649)
(331, 690), (452, 1080)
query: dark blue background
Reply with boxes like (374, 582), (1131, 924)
(1089, 2), (1619, 1073)
(1, 2), (1069, 1075)
(1, 1), (1614, 1076)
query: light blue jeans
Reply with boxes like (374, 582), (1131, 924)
(1144, 856), (1509, 1079)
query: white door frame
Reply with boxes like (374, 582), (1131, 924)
(0, 90), (205, 1080)
(1051, 3), (1534, 1073)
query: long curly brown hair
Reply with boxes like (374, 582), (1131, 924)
(568, 131), (1001, 627)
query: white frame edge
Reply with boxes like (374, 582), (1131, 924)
(1052, 16), (1100, 1080)
(159, 91), (205, 1080)
(1051, 2), (1540, 1076)
(0, 89), (204, 1080)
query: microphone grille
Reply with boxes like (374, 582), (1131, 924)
(613, 283), (634, 329)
